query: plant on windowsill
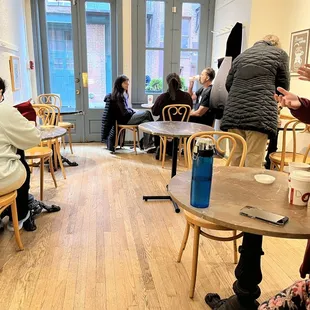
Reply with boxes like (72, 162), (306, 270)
(145, 78), (163, 93)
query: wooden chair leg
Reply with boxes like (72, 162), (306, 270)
(233, 230), (238, 264)
(55, 140), (66, 179)
(133, 128), (137, 154)
(54, 143), (58, 170)
(114, 125), (119, 151)
(62, 136), (66, 150)
(189, 225), (200, 298)
(29, 159), (33, 173)
(39, 158), (44, 201)
(68, 128), (74, 154)
(49, 155), (57, 188)
(177, 222), (190, 263)
(159, 137), (163, 161)
(183, 138), (188, 168)
(11, 199), (24, 250)
(162, 137), (167, 168)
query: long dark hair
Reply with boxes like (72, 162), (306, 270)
(166, 73), (181, 101)
(0, 77), (6, 94)
(111, 75), (129, 101)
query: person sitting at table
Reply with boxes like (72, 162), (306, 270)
(151, 73), (193, 158)
(188, 67), (216, 127)
(111, 75), (154, 150)
(0, 77), (41, 231)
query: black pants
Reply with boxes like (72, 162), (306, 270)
(12, 150), (31, 221)
(265, 130), (279, 170)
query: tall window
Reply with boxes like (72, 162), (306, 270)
(180, 3), (201, 89)
(145, 1), (165, 94)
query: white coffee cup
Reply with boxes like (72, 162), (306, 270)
(288, 162), (310, 184)
(288, 170), (310, 206)
(189, 75), (200, 82)
(147, 95), (153, 105)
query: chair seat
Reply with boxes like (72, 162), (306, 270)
(184, 210), (234, 231)
(118, 124), (139, 129)
(270, 152), (310, 165)
(58, 121), (74, 129)
(0, 191), (17, 211)
(25, 147), (52, 159)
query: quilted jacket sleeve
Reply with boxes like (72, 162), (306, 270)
(276, 50), (290, 91)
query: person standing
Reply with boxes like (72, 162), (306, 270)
(221, 35), (290, 168)
(188, 68), (216, 127)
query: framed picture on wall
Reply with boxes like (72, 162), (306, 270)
(289, 29), (310, 75)
(9, 56), (21, 91)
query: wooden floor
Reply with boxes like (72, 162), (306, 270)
(0, 143), (306, 309)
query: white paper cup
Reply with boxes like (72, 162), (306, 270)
(288, 162), (310, 185)
(288, 170), (310, 206)
(147, 95), (153, 105)
(189, 75), (200, 82)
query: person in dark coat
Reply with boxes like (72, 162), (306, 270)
(111, 75), (154, 150)
(221, 35), (290, 168)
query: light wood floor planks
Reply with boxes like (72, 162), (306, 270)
(0, 143), (307, 309)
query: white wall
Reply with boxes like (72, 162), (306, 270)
(0, 0), (32, 105)
(211, 0), (253, 67)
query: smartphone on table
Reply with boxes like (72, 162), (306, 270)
(240, 206), (289, 226)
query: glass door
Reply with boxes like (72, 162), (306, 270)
(79, 0), (116, 141)
(42, 0), (116, 142)
(44, 0), (83, 141)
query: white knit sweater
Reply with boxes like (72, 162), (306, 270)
(0, 103), (41, 181)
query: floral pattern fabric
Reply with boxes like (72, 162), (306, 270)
(259, 280), (310, 310)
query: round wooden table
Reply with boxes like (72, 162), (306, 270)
(139, 121), (213, 212)
(169, 166), (310, 309)
(60, 110), (84, 116)
(40, 126), (67, 141)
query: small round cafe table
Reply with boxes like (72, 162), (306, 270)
(168, 166), (310, 309)
(139, 121), (213, 213)
(40, 126), (67, 141)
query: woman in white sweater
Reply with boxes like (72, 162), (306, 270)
(0, 78), (41, 231)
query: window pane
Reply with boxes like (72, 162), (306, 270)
(45, 0), (75, 110)
(146, 1), (165, 48)
(181, 3), (201, 49)
(85, 2), (112, 109)
(145, 50), (164, 93)
(179, 51), (198, 90)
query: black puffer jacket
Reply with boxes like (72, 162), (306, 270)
(221, 41), (290, 138)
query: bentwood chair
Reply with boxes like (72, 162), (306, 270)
(269, 119), (310, 171)
(177, 131), (246, 298)
(160, 104), (192, 168)
(38, 94), (74, 154)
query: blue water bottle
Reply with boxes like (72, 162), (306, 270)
(190, 138), (214, 208)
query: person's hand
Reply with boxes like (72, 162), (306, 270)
(298, 64), (310, 81)
(189, 81), (194, 89)
(274, 87), (301, 110)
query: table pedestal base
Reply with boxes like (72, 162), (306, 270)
(143, 137), (180, 213)
(205, 233), (263, 310)
(143, 195), (180, 213)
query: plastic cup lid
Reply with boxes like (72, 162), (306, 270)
(291, 170), (310, 182)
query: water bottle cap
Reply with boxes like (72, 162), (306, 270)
(195, 138), (214, 151)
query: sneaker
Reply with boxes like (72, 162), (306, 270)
(7, 211), (30, 232)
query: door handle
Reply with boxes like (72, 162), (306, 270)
(75, 78), (80, 83)
(76, 89), (80, 95)
(82, 72), (88, 88)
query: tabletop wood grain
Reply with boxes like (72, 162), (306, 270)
(139, 121), (214, 138)
(168, 166), (310, 239)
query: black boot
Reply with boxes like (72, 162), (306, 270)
(23, 215), (37, 231)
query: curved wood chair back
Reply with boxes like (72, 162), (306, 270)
(186, 131), (247, 169)
(32, 104), (56, 126)
(37, 94), (62, 108)
(162, 104), (191, 122)
(278, 119), (308, 171)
